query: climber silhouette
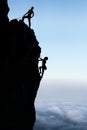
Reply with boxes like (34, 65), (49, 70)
(22, 6), (34, 27)
(39, 57), (48, 77)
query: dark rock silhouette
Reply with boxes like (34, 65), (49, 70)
(0, 0), (41, 129)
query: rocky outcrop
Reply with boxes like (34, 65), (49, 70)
(0, 0), (41, 129)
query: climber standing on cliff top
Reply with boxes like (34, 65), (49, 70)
(22, 6), (34, 27)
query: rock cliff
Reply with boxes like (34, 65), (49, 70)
(0, 0), (41, 129)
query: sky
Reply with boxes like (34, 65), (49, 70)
(8, 0), (87, 84)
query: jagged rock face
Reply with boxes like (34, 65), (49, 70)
(0, 1), (41, 130)
(8, 19), (41, 73)
(0, 0), (9, 23)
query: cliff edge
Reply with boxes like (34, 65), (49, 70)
(0, 0), (41, 129)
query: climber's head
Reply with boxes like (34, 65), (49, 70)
(44, 57), (48, 60)
(31, 6), (34, 10)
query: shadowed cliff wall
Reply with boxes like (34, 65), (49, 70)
(0, 0), (41, 129)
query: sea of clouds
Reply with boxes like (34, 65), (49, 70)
(33, 81), (87, 130)
(34, 103), (87, 130)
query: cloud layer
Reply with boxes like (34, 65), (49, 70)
(34, 103), (87, 130)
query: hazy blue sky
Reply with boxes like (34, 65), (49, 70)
(8, 0), (87, 84)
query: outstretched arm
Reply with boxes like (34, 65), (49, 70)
(38, 57), (43, 61)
